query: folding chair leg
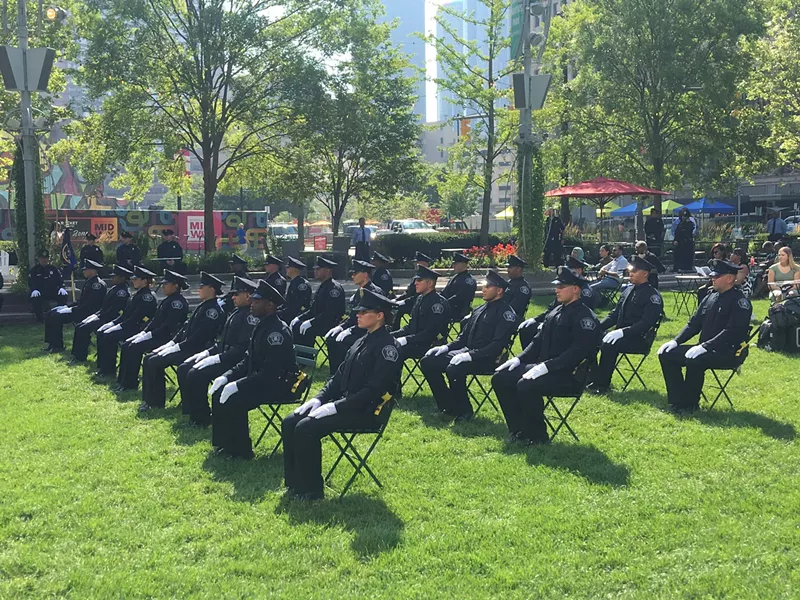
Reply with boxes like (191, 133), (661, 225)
(613, 353), (648, 392)
(255, 404), (285, 456)
(544, 396), (581, 442)
(326, 431), (385, 497)
(704, 369), (736, 410)
(402, 360), (425, 399)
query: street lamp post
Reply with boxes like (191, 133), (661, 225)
(18, 0), (38, 270)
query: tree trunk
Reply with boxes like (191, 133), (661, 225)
(202, 157), (218, 253)
(296, 204), (305, 249)
(560, 196), (571, 226)
(479, 110), (495, 248)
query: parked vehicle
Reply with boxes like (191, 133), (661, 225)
(382, 219), (436, 235)
(344, 224), (378, 241)
(268, 223), (299, 241)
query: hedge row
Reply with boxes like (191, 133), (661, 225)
(372, 232), (515, 263)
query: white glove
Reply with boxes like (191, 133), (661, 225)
(217, 298), (225, 310)
(157, 343), (181, 357)
(425, 345), (449, 357)
(98, 322), (114, 333)
(125, 333), (142, 344)
(522, 363), (548, 381)
(290, 317), (300, 329)
(299, 320), (312, 335)
(335, 328), (352, 343)
(153, 341), (174, 354)
(309, 402), (337, 419)
(30, 290), (41, 298)
(219, 381), (239, 404)
(685, 345), (708, 360)
(657, 340), (678, 355)
(326, 326), (343, 339)
(396, 337), (408, 347)
(495, 357), (521, 372)
(518, 317), (536, 330)
(449, 352), (472, 366)
(209, 376), (228, 396)
(81, 314), (100, 325)
(134, 331), (153, 344)
(57, 306), (73, 314)
(603, 329), (625, 345)
(183, 350), (210, 365)
(57, 288), (68, 296)
(195, 355), (221, 370)
(294, 398), (321, 416)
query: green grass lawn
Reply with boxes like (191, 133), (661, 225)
(1, 294), (799, 598)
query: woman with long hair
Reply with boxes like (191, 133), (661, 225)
(730, 248), (752, 297)
(767, 245), (800, 302)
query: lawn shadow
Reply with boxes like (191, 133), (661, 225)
(398, 393), (509, 438)
(275, 492), (404, 560)
(604, 389), (666, 408)
(202, 451), (284, 502)
(506, 442), (630, 488)
(693, 409), (796, 441)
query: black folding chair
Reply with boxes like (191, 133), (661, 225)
(465, 352), (507, 416)
(701, 329), (756, 410)
(543, 359), (590, 441)
(599, 278), (622, 308)
(325, 397), (394, 497)
(402, 357), (425, 399)
(612, 315), (663, 392)
(166, 365), (180, 403)
(254, 344), (318, 455)
(314, 336), (329, 367)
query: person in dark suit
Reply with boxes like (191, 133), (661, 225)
(290, 256), (346, 347)
(371, 252), (394, 296)
(277, 256), (312, 324)
(29, 251), (68, 322)
(442, 252), (477, 322)
(505, 254), (532, 321)
(156, 229), (185, 274)
(393, 251), (432, 329)
(393, 265), (450, 360)
(79, 233), (105, 265)
(116, 231), (141, 269)
(264, 254), (287, 296)
(43, 259), (106, 352)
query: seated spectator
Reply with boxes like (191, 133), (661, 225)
(588, 244), (629, 295)
(752, 241), (778, 299)
(710, 242), (729, 262)
(730, 248), (752, 297)
(633, 240), (666, 288)
(592, 244), (612, 270)
(570, 246), (585, 263)
(767, 246), (800, 303)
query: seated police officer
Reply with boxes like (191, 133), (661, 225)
(95, 266), (157, 377)
(277, 256), (312, 324)
(325, 259), (385, 375)
(114, 269), (189, 392)
(372, 252), (394, 296)
(29, 251), (68, 323)
(393, 251), (433, 328)
(71, 264), (133, 364)
(420, 270), (517, 422)
(222, 254), (250, 313)
(179, 276), (259, 426)
(210, 280), (298, 459)
(658, 259), (752, 414)
(283, 288), (401, 500)
(587, 255), (663, 394)
(290, 256), (346, 347)
(505, 255), (532, 321)
(492, 266), (602, 445)
(393, 265), (450, 360)
(265, 254), (287, 296)
(43, 259), (107, 353)
(139, 271), (224, 411)
(442, 252), (477, 323)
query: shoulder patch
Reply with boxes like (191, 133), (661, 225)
(503, 310), (516, 322)
(143, 294), (154, 302)
(580, 317), (597, 331)
(267, 331), (284, 346)
(581, 287), (593, 297)
(520, 286), (530, 295)
(650, 294), (662, 305)
(431, 302), (444, 314)
(246, 315), (259, 326)
(382, 345), (399, 362)
(465, 277), (475, 286)
(117, 289), (128, 297)
(92, 282), (103, 290)
(298, 283), (308, 291)
(329, 288), (341, 298)
(171, 299), (184, 309)
(205, 308), (219, 320)
(738, 298), (751, 310)
(381, 273), (389, 280)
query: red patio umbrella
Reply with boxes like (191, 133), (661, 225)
(545, 177), (670, 242)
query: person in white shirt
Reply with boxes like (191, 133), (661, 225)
(766, 212), (787, 242)
(589, 244), (629, 293)
(351, 217), (371, 261)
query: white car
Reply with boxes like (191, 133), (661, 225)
(268, 224), (299, 241)
(785, 216), (800, 234)
(385, 219), (436, 235)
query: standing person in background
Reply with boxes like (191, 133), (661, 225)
(543, 209), (565, 267)
(766, 211), (787, 243)
(672, 208), (696, 272)
(351, 217), (371, 262)
(644, 208), (665, 256)
(116, 231), (141, 269)
(156, 229), (185, 274)
(29, 251), (68, 322)
(80, 233), (105, 265)
(237, 223), (248, 252)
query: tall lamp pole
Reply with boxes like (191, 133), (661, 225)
(18, 0), (38, 269)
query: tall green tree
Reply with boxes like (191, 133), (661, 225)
(426, 0), (517, 246)
(430, 146), (482, 221)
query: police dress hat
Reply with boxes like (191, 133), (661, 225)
(120, 231), (133, 239)
(708, 259), (741, 277)
(82, 259), (104, 270)
(485, 269), (510, 289)
(251, 279), (285, 305)
(372, 252), (392, 263)
(199, 271), (225, 293)
(552, 265), (586, 286)
(451, 252), (470, 264)
(416, 265), (439, 280)
(415, 251), (433, 263)
(353, 287), (397, 313)
(162, 269), (190, 290)
(162, 229), (175, 236)
(565, 256), (589, 271)
(627, 255), (657, 273)
(350, 259), (375, 274)
(315, 256), (337, 269)
(505, 255), (527, 268)
(265, 254), (283, 266)
(229, 254), (247, 266)
(232, 276), (258, 293)
(113, 265), (134, 279)
(86, 233), (97, 241)
(38, 250), (49, 258)
(133, 265), (157, 280)
(285, 256), (306, 270)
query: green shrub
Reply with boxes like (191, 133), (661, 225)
(372, 232), (514, 264)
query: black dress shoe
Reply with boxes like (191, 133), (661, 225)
(41, 345), (52, 352)
(504, 432), (521, 444)
(453, 412), (474, 423)
(293, 491), (323, 501)
(48, 346), (65, 353)
(138, 402), (152, 412)
(525, 437), (552, 447)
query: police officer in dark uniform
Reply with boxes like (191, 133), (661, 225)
(588, 255), (663, 394)
(393, 265), (450, 360)
(29, 251), (68, 322)
(658, 259), (752, 414)
(505, 254), (532, 320)
(94, 266), (158, 377)
(517, 255), (599, 349)
(71, 265), (133, 364)
(393, 251), (433, 329)
(372, 252), (394, 296)
(283, 288), (401, 499)
(139, 271), (224, 411)
(116, 231), (141, 269)
(325, 259), (385, 375)
(114, 269), (189, 392)
(221, 254), (250, 313)
(42, 259), (105, 352)
(179, 276), (259, 426)
(156, 229), (185, 274)
(264, 254), (287, 296)
(442, 252), (477, 322)
(492, 266), (602, 445)
(210, 280), (299, 459)
(277, 256), (312, 323)
(420, 270), (517, 421)
(290, 256), (346, 347)
(79, 233), (105, 265)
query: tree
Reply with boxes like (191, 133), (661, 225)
(12, 141), (47, 286)
(426, 0), (517, 246)
(431, 146), (482, 220)
(76, 0), (345, 251)
(539, 0), (765, 213)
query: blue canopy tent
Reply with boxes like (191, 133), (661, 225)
(609, 203), (640, 217)
(673, 198), (736, 215)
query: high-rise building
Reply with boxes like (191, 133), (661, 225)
(380, 0), (427, 121)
